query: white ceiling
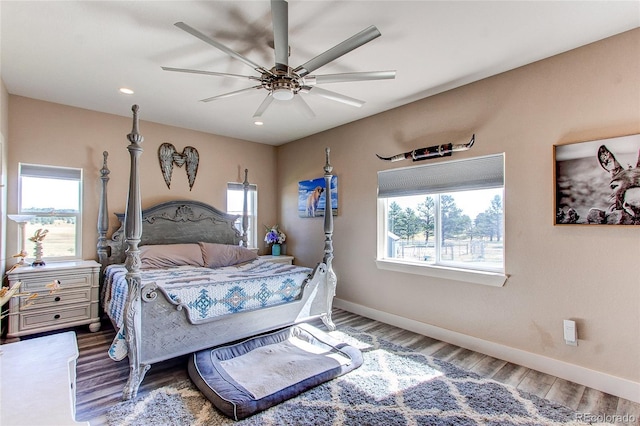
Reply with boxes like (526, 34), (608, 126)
(1, 1), (638, 145)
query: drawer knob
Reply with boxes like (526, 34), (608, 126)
(54, 314), (61, 320)
(54, 296), (61, 302)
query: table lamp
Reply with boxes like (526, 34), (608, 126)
(7, 214), (36, 265)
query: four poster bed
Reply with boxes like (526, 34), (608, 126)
(97, 105), (337, 400)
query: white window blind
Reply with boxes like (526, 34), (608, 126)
(20, 164), (82, 181)
(227, 182), (257, 193)
(378, 153), (504, 198)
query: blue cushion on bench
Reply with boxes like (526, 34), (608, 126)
(188, 323), (363, 420)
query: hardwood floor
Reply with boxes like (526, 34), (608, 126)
(71, 309), (640, 425)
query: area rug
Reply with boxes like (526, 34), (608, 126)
(106, 327), (604, 425)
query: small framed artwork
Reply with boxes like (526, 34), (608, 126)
(298, 176), (338, 218)
(554, 133), (640, 225)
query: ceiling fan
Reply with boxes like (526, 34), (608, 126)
(162, 0), (396, 120)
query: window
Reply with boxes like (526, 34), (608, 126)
(377, 153), (506, 286)
(18, 163), (82, 259)
(227, 182), (257, 248)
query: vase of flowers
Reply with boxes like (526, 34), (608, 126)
(264, 225), (286, 256)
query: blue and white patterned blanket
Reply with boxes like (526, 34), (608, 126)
(104, 259), (313, 361)
(102, 259), (312, 329)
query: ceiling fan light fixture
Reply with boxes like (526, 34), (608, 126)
(272, 87), (294, 101)
(254, 120), (264, 126)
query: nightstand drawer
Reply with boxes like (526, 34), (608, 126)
(19, 288), (92, 311)
(19, 304), (92, 331)
(18, 272), (94, 292)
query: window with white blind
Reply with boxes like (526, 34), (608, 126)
(376, 153), (507, 286)
(227, 182), (257, 248)
(18, 163), (83, 260)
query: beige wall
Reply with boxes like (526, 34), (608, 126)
(1, 79), (8, 135)
(279, 29), (640, 383)
(6, 97), (279, 261)
(1, 79), (9, 277)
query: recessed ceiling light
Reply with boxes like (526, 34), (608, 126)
(254, 120), (264, 126)
(119, 88), (134, 95)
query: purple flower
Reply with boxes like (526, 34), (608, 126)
(264, 225), (286, 244)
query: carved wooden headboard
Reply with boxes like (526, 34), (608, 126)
(101, 200), (242, 267)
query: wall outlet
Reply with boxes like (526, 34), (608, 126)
(563, 319), (578, 346)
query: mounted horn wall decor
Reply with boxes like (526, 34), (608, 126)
(158, 143), (199, 190)
(376, 134), (475, 162)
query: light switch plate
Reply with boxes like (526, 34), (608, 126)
(563, 319), (577, 346)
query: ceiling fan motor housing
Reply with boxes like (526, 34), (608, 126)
(264, 66), (301, 100)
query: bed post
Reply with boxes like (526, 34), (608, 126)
(241, 168), (249, 248)
(320, 147), (337, 331)
(97, 151), (110, 271)
(122, 105), (149, 400)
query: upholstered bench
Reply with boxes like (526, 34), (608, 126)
(0, 331), (88, 425)
(188, 323), (362, 420)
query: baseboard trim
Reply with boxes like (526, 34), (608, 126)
(334, 298), (640, 403)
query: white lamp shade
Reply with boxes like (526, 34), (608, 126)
(8, 214), (36, 223)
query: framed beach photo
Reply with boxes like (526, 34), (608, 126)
(554, 133), (640, 225)
(298, 176), (338, 218)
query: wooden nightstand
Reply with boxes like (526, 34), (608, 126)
(260, 255), (294, 265)
(5, 260), (101, 339)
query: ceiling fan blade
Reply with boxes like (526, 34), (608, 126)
(292, 94), (315, 119)
(161, 66), (260, 81)
(271, 0), (289, 69)
(253, 94), (274, 118)
(294, 25), (381, 77)
(306, 70), (396, 85)
(305, 86), (364, 108)
(175, 22), (272, 75)
(200, 85), (263, 102)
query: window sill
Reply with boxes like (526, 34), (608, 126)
(375, 258), (508, 287)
